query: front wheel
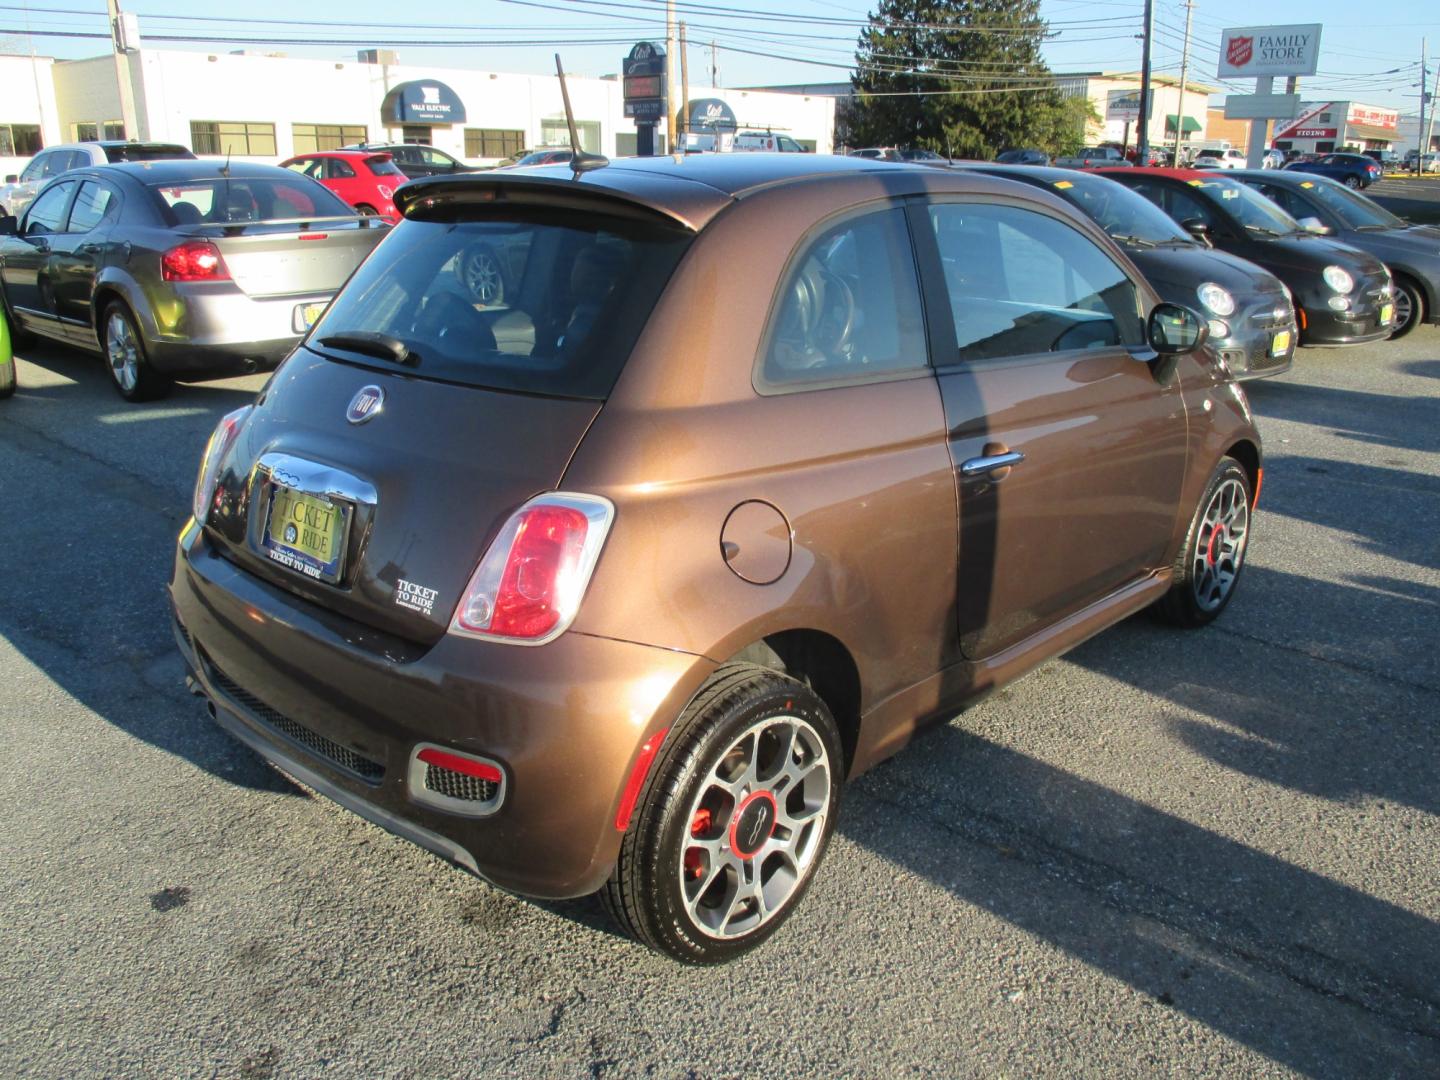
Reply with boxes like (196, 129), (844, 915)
(1343, 175), (1362, 189)
(1154, 457), (1253, 628)
(1390, 277), (1424, 339)
(101, 301), (171, 402)
(602, 663), (843, 964)
(355, 203), (379, 217)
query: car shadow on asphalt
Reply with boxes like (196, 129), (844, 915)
(1400, 358), (1440, 379)
(840, 655), (1440, 1074)
(1, 344), (293, 795)
(1245, 377), (1440, 455)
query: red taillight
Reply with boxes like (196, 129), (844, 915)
(450, 494), (614, 644)
(297, 233), (328, 241)
(416, 746), (503, 784)
(162, 240), (229, 282)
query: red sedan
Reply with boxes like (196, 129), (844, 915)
(279, 150), (403, 221)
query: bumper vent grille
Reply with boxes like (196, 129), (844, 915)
(424, 763), (498, 804)
(206, 660), (385, 782)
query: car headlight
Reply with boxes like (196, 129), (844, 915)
(1197, 282), (1236, 316)
(1322, 265), (1355, 293)
(1207, 319), (1231, 339)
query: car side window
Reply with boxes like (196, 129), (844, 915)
(20, 153), (50, 183)
(23, 181), (74, 236)
(420, 148), (449, 166)
(760, 205), (928, 389)
(286, 158), (323, 178)
(1131, 181), (1219, 231)
(1256, 185), (1312, 222)
(67, 181), (118, 233)
(327, 158), (356, 179)
(928, 202), (1143, 364)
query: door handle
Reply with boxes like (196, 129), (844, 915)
(960, 450), (1025, 478)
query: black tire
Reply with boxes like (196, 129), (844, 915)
(1389, 276), (1425, 340)
(0, 358), (14, 399)
(1, 289), (36, 349)
(602, 662), (843, 964)
(1154, 457), (1253, 628)
(1343, 175), (1362, 189)
(100, 300), (172, 403)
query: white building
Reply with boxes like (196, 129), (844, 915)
(3, 46), (835, 177)
(1056, 72), (1214, 153)
(1271, 101), (1400, 155)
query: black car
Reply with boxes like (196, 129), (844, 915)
(344, 143), (474, 180)
(966, 165), (1296, 380)
(1230, 170), (1440, 338)
(995, 149), (1050, 166)
(1100, 169), (1395, 347)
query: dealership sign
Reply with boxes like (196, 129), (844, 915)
(1217, 24), (1322, 79)
(1106, 88), (1150, 122)
(381, 80), (467, 124)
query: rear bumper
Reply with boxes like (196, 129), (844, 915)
(142, 285), (328, 375)
(170, 523), (715, 899)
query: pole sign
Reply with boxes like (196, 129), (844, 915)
(622, 41), (667, 124)
(1106, 89), (1150, 123)
(1217, 24), (1322, 79)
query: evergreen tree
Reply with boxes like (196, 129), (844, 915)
(849, 0), (1081, 157)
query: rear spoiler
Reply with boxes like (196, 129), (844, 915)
(395, 171), (731, 233)
(177, 214), (389, 235)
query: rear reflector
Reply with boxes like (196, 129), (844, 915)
(615, 727), (669, 831)
(298, 233), (328, 241)
(417, 746), (502, 783)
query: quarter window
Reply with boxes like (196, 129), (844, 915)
(190, 121), (278, 157)
(761, 205), (928, 388)
(327, 158), (356, 179)
(292, 123), (367, 154)
(465, 129), (525, 158)
(928, 203), (1142, 363)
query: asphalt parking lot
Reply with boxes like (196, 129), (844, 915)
(1, 328), (1437, 1078)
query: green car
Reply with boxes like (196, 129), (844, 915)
(0, 300), (16, 398)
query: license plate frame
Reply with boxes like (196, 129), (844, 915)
(1270, 329), (1292, 356)
(1379, 302), (1394, 326)
(261, 482), (351, 584)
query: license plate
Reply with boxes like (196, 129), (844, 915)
(1379, 303), (1394, 326)
(294, 301), (328, 333)
(263, 483), (350, 583)
(1270, 329), (1291, 356)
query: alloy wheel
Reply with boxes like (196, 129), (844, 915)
(1192, 476), (1249, 612)
(106, 312), (139, 393)
(462, 249), (503, 305)
(1392, 287), (1413, 333)
(678, 714), (832, 940)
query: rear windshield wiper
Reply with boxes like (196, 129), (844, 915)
(318, 332), (419, 366)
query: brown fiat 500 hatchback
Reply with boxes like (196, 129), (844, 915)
(172, 154), (1261, 963)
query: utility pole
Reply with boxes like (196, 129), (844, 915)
(1136, 0), (1154, 164)
(679, 22), (690, 149)
(1419, 38), (1429, 175)
(1423, 48), (1439, 173)
(711, 41), (720, 88)
(106, 0), (139, 140)
(1172, 0), (1194, 166)
(665, 0), (677, 154)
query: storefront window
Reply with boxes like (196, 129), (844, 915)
(0, 124), (42, 156)
(75, 122), (99, 142)
(190, 121), (278, 156)
(293, 123), (368, 153)
(464, 128), (525, 158)
(540, 118), (600, 154)
(104, 121), (125, 140)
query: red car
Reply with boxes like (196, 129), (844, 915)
(279, 151), (403, 221)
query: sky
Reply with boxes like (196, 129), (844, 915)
(0, 0), (1435, 114)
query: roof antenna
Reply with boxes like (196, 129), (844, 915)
(221, 147), (231, 178)
(554, 53), (608, 173)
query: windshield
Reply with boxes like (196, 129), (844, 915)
(150, 176), (353, 224)
(1189, 177), (1301, 234)
(307, 210), (692, 399)
(1294, 177), (1406, 229)
(1044, 172), (1192, 244)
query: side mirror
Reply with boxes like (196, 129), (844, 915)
(3, 175), (16, 184)
(1297, 216), (1330, 234)
(0, 215), (16, 237)
(1179, 218), (1213, 247)
(1148, 303), (1209, 355)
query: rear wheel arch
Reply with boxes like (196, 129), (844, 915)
(722, 628), (862, 776)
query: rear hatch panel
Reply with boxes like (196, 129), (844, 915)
(205, 350), (600, 644)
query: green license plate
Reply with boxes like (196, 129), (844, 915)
(294, 301), (328, 333)
(263, 484), (349, 583)
(1271, 329), (1291, 356)
(1379, 303), (1394, 326)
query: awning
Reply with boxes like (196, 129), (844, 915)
(1165, 114), (1202, 134)
(1345, 123), (1394, 143)
(381, 80), (467, 125)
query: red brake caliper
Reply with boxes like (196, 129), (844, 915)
(685, 808), (712, 880)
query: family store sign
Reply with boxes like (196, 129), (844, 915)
(1217, 24), (1322, 79)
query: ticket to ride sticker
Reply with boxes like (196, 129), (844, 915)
(262, 483), (350, 583)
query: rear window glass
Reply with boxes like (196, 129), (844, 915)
(150, 177), (352, 225)
(366, 156), (403, 177)
(103, 144), (194, 162)
(307, 211), (691, 399)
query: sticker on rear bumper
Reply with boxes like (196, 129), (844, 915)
(395, 579), (439, 615)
